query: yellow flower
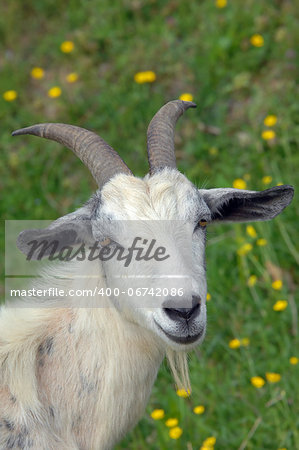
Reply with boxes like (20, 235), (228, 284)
(277, 182), (283, 186)
(169, 426), (183, 439)
(237, 243), (253, 256)
(265, 372), (281, 383)
(134, 71), (156, 84)
(277, 448), (287, 450)
(150, 409), (165, 420)
(264, 115), (277, 127)
(176, 388), (191, 398)
(206, 293), (211, 301)
(3, 90), (17, 101)
(209, 147), (218, 156)
(289, 356), (298, 365)
(48, 86), (62, 98)
(165, 418), (179, 427)
(248, 275), (257, 287)
(246, 225), (257, 238)
(229, 338), (241, 349)
(256, 238), (267, 246)
(31, 67), (45, 79)
(250, 34), (264, 47)
(273, 300), (288, 311)
(272, 279), (283, 290)
(193, 405), (205, 414)
(60, 40), (75, 53)
(233, 178), (247, 189)
(179, 93), (194, 102)
(241, 337), (250, 347)
(262, 130), (276, 140)
(251, 376), (265, 388)
(66, 72), (79, 83)
(202, 436), (217, 447)
(216, 0), (227, 8)
(262, 175), (273, 185)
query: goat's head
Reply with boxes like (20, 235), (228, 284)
(13, 100), (294, 351)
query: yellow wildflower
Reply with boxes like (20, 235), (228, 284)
(241, 337), (250, 347)
(202, 436), (217, 447)
(150, 409), (165, 420)
(262, 175), (273, 185)
(66, 72), (79, 83)
(233, 178), (247, 189)
(272, 279), (283, 290)
(250, 34), (264, 47)
(289, 356), (298, 365)
(60, 40), (75, 53)
(229, 338), (241, 349)
(3, 90), (17, 101)
(209, 147), (218, 156)
(256, 238), (267, 246)
(251, 376), (265, 388)
(248, 275), (257, 287)
(216, 0), (227, 8)
(206, 293), (211, 301)
(237, 243), (253, 256)
(193, 405), (205, 415)
(246, 225), (257, 238)
(31, 67), (45, 79)
(273, 300), (288, 311)
(277, 182), (283, 186)
(179, 93), (194, 102)
(262, 130), (276, 140)
(176, 388), (191, 398)
(48, 86), (62, 98)
(134, 71), (156, 84)
(165, 418), (178, 427)
(265, 372), (281, 383)
(169, 426), (183, 439)
(264, 115), (277, 127)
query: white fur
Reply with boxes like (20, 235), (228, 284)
(0, 170), (208, 449)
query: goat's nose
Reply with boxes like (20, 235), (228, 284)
(163, 295), (201, 321)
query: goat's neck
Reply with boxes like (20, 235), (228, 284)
(37, 304), (164, 448)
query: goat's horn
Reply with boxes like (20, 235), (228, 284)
(12, 123), (132, 188)
(147, 100), (197, 174)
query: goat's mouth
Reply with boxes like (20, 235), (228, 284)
(154, 319), (205, 345)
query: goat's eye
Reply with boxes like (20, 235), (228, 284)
(199, 220), (208, 228)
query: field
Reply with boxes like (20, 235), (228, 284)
(0, 0), (298, 448)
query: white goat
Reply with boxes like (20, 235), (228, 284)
(1, 100), (294, 449)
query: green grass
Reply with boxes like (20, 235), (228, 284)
(0, 0), (298, 448)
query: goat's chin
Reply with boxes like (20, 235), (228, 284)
(149, 318), (205, 351)
(155, 326), (206, 351)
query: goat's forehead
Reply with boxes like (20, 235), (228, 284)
(99, 171), (206, 220)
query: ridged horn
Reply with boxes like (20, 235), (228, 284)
(147, 100), (197, 174)
(12, 123), (132, 188)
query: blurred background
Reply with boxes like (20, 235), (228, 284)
(0, 0), (298, 448)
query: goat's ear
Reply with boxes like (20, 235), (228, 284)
(17, 201), (96, 259)
(201, 185), (294, 223)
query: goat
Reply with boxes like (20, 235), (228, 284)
(1, 100), (294, 449)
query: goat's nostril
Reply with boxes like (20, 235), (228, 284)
(163, 296), (201, 321)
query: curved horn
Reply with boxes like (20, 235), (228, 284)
(12, 123), (132, 188)
(147, 100), (197, 174)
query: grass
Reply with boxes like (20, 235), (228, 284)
(0, 0), (298, 448)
